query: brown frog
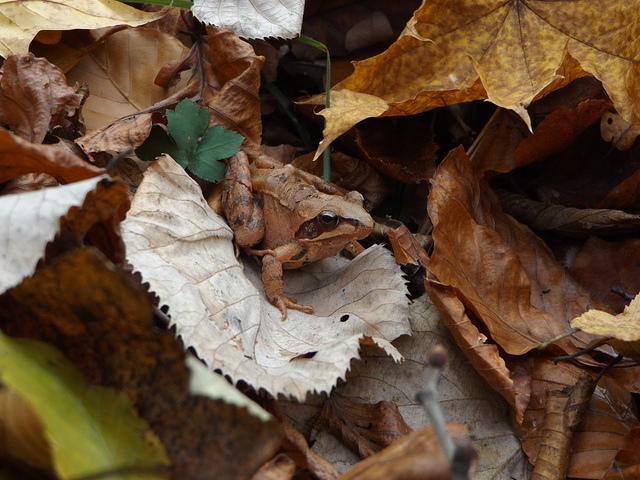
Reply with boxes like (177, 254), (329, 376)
(221, 151), (374, 319)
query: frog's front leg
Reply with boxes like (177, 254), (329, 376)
(253, 243), (314, 320)
(221, 151), (265, 247)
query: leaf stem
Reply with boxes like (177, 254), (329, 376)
(298, 35), (332, 181)
(117, 0), (193, 9)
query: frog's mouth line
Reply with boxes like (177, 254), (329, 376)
(296, 218), (371, 241)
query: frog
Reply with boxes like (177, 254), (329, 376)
(221, 151), (374, 320)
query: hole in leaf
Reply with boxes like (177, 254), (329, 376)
(340, 314), (350, 322)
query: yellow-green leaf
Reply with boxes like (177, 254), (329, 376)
(0, 332), (169, 480)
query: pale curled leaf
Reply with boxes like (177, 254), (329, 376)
(571, 293), (640, 342)
(0, 175), (105, 294)
(0, 0), (164, 57)
(121, 155), (410, 399)
(192, 0), (304, 39)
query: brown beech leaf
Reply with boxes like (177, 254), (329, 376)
(340, 424), (471, 480)
(150, 26), (264, 157)
(600, 111), (640, 151)
(497, 189), (640, 237)
(603, 427), (640, 479)
(280, 420), (338, 480)
(599, 170), (640, 211)
(428, 147), (591, 355)
(301, 296), (526, 479)
(310, 1), (640, 156)
(1, 172), (58, 195)
(0, 54), (82, 143)
(0, 248), (283, 480)
(424, 282), (530, 425)
(517, 358), (638, 479)
(67, 27), (187, 153)
(0, 128), (102, 183)
(570, 237), (640, 314)
(471, 99), (609, 175)
(531, 375), (595, 480)
(317, 392), (412, 458)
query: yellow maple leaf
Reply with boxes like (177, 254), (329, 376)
(314, 0), (640, 157)
(0, 0), (165, 57)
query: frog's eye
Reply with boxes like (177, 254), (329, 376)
(317, 210), (339, 229)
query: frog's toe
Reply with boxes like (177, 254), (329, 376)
(272, 295), (314, 320)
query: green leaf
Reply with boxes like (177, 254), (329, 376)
(0, 332), (169, 480)
(137, 99), (244, 181)
(135, 124), (185, 166)
(190, 126), (245, 181)
(166, 99), (209, 155)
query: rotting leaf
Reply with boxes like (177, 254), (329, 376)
(0, 248), (283, 480)
(517, 358), (638, 478)
(0, 0), (165, 57)
(570, 237), (640, 314)
(121, 154), (410, 399)
(316, 392), (412, 458)
(310, 1), (640, 156)
(0, 128), (102, 183)
(428, 146), (591, 355)
(531, 375), (594, 480)
(340, 424), (471, 480)
(0, 332), (170, 480)
(497, 189), (640, 238)
(0, 54), (82, 143)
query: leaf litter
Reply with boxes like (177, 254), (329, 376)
(1, 1), (640, 478)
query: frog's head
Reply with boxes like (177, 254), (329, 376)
(295, 190), (373, 244)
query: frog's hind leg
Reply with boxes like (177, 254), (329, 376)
(222, 151), (265, 247)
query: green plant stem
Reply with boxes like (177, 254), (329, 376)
(298, 35), (332, 181)
(118, 0), (193, 8)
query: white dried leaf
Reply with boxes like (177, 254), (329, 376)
(191, 0), (304, 39)
(122, 155), (410, 399)
(0, 176), (105, 294)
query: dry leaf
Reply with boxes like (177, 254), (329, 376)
(316, 392), (412, 458)
(0, 247), (283, 480)
(311, 1), (640, 156)
(302, 296), (527, 479)
(0, 54), (82, 143)
(0, 128), (102, 183)
(339, 424), (470, 480)
(191, 0), (304, 40)
(1, 172), (58, 195)
(0, 388), (51, 471)
(122, 155), (410, 399)
(0, 175), (105, 293)
(531, 375), (595, 480)
(497, 189), (640, 237)
(428, 147), (590, 355)
(570, 237), (640, 314)
(601, 111), (640, 151)
(424, 282), (531, 425)
(571, 293), (640, 360)
(0, 0), (164, 57)
(67, 26), (187, 153)
(517, 358), (638, 478)
(250, 454), (296, 480)
(279, 419), (339, 480)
